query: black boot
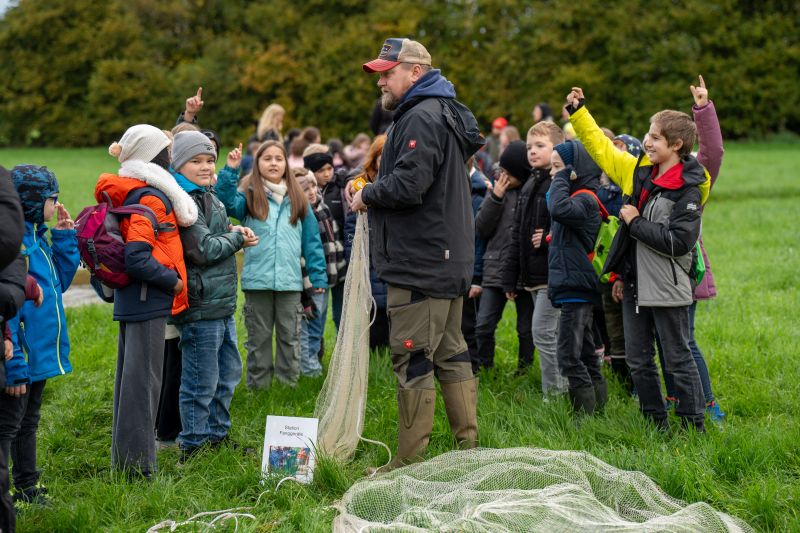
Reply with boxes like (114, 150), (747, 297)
(569, 385), (597, 416)
(593, 378), (608, 412)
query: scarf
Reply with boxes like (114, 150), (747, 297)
(264, 179), (288, 204)
(117, 159), (198, 227)
(169, 167), (204, 194)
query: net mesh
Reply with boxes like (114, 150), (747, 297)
(333, 447), (752, 532)
(314, 212), (373, 461)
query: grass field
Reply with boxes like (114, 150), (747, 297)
(0, 143), (799, 532)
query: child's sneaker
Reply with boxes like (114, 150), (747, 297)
(705, 400), (726, 423)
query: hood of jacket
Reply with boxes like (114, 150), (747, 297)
(394, 70), (485, 160)
(570, 140), (603, 193)
(95, 160), (198, 227)
(401, 69), (456, 102)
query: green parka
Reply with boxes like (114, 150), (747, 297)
(172, 188), (244, 324)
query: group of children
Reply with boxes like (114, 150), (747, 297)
(465, 75), (724, 432)
(0, 76), (724, 515)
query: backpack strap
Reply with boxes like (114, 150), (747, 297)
(121, 187), (176, 236)
(570, 188), (609, 221)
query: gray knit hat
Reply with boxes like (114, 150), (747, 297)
(171, 131), (217, 171)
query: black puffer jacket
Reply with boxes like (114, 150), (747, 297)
(361, 70), (485, 298)
(502, 167), (552, 291)
(546, 142), (604, 305)
(476, 188), (521, 289)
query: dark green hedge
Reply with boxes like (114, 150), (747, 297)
(1, 0), (798, 146)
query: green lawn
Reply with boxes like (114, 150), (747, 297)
(0, 142), (799, 531)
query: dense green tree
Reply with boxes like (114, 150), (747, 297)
(0, 0), (797, 146)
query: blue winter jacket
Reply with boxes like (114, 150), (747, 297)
(7, 222), (79, 384)
(216, 165), (327, 291)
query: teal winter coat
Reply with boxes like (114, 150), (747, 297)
(216, 165), (327, 291)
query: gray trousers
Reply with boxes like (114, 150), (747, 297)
(112, 317), (166, 474)
(243, 290), (303, 389)
(532, 288), (567, 394)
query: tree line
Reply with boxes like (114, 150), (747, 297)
(0, 0), (797, 147)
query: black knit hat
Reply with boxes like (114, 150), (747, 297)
(554, 141), (575, 167)
(498, 140), (532, 182)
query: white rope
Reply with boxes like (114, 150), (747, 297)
(146, 477), (295, 532)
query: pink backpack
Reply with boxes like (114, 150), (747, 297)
(75, 190), (169, 289)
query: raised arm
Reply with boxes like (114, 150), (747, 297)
(690, 76), (724, 185)
(565, 88), (645, 196)
(216, 145), (248, 221)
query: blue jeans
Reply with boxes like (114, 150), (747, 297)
(177, 317), (242, 449)
(300, 291), (327, 376)
(658, 302), (714, 404)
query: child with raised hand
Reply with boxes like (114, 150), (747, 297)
(2, 165), (79, 505)
(168, 133), (258, 458)
(503, 122), (569, 396)
(216, 140), (327, 390)
(474, 140), (535, 373)
(657, 76), (726, 422)
(566, 86), (710, 432)
(546, 142), (607, 415)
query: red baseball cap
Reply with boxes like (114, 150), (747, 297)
(492, 117), (508, 130)
(363, 38), (432, 73)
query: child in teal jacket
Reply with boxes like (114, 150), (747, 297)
(216, 140), (327, 389)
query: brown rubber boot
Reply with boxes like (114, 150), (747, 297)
(364, 387), (436, 475)
(440, 377), (479, 449)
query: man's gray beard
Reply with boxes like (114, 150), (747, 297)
(381, 92), (400, 111)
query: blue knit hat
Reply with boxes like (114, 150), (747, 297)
(554, 142), (574, 167)
(613, 134), (643, 157)
(11, 165), (59, 224)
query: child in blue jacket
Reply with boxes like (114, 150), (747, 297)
(2, 165), (79, 505)
(217, 141), (327, 389)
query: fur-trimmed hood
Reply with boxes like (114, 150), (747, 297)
(97, 160), (198, 226)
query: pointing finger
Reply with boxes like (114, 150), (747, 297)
(197, 87), (203, 99)
(698, 75), (705, 89)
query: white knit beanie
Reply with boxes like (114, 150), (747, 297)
(108, 124), (171, 163)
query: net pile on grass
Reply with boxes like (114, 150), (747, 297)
(333, 447), (752, 532)
(314, 212), (374, 461)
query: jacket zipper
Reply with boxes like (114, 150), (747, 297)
(35, 228), (66, 375)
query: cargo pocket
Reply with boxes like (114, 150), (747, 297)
(387, 299), (433, 384)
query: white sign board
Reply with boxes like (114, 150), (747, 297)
(261, 415), (318, 484)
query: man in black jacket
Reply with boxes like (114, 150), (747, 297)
(351, 38), (485, 472)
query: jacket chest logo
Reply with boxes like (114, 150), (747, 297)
(408, 140), (417, 149)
